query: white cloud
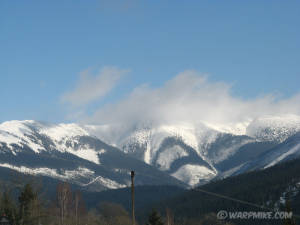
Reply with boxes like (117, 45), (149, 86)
(61, 66), (129, 106)
(82, 70), (300, 130)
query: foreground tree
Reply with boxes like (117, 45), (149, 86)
(165, 208), (174, 225)
(1, 190), (18, 225)
(74, 190), (86, 225)
(146, 209), (164, 225)
(18, 183), (41, 225)
(98, 202), (132, 225)
(86, 209), (105, 225)
(56, 182), (72, 225)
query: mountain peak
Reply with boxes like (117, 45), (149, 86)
(2, 115), (300, 188)
(0, 120), (186, 190)
(246, 114), (300, 142)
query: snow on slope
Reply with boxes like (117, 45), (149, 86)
(0, 120), (103, 165)
(0, 163), (92, 180)
(40, 123), (105, 164)
(39, 123), (89, 141)
(246, 115), (300, 142)
(84, 115), (300, 186)
(0, 163), (125, 189)
(87, 122), (201, 164)
(156, 145), (189, 171)
(172, 164), (216, 186)
(87, 121), (256, 163)
(203, 121), (250, 136)
(2, 115), (300, 188)
(139, 123), (198, 164)
(81, 176), (127, 189)
(158, 124), (199, 150)
(99, 122), (250, 167)
(207, 137), (254, 164)
(264, 143), (300, 169)
(0, 120), (45, 152)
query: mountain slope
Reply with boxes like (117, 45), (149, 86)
(87, 115), (300, 186)
(246, 114), (300, 142)
(2, 115), (300, 188)
(231, 131), (300, 176)
(87, 122), (221, 186)
(143, 158), (300, 225)
(0, 120), (186, 191)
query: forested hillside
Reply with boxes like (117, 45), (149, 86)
(142, 158), (300, 225)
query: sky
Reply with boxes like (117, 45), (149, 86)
(1, 1), (300, 125)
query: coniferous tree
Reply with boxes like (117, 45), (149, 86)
(1, 190), (18, 225)
(146, 209), (164, 225)
(18, 183), (38, 225)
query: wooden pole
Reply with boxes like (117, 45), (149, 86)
(131, 171), (135, 225)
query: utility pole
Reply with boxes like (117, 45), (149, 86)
(131, 171), (135, 225)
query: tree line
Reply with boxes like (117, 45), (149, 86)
(0, 181), (133, 225)
(2, 179), (295, 225)
(2, 157), (300, 225)
(0, 179), (237, 225)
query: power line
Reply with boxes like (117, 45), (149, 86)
(192, 187), (300, 219)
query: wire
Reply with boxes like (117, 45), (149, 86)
(192, 187), (300, 219)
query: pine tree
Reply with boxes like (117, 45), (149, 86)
(1, 191), (18, 225)
(18, 183), (38, 225)
(146, 209), (164, 225)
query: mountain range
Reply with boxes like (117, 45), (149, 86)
(1, 114), (300, 190)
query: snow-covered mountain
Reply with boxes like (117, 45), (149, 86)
(1, 114), (300, 189)
(86, 114), (300, 186)
(85, 122), (219, 186)
(0, 120), (185, 191)
(246, 114), (300, 142)
(229, 131), (300, 176)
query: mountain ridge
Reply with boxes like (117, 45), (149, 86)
(1, 115), (300, 188)
(0, 120), (186, 191)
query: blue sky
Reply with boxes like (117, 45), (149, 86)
(1, 1), (300, 124)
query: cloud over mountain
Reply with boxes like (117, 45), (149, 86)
(82, 70), (300, 130)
